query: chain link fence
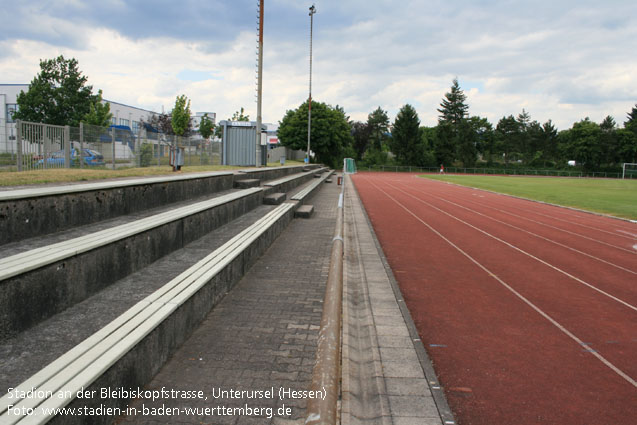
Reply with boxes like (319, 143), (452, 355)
(1, 120), (221, 172)
(362, 164), (635, 179)
(0, 118), (18, 170)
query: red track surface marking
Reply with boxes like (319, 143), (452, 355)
(352, 172), (637, 425)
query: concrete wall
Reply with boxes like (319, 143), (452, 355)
(0, 173), (235, 245)
(0, 190), (263, 342)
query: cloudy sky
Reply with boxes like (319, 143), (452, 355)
(1, 0), (636, 130)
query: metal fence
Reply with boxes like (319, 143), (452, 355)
(1, 120), (221, 172)
(0, 118), (17, 169)
(362, 164), (635, 179)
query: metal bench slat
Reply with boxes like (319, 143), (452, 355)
(165, 204), (294, 307)
(145, 203), (292, 306)
(1, 202), (293, 423)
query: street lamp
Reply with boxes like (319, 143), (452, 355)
(306, 4), (316, 164)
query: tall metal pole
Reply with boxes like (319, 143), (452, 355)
(256, 0), (264, 167)
(307, 4), (316, 165)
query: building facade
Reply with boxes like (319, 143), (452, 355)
(0, 84), (217, 154)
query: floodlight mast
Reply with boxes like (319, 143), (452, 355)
(256, 0), (264, 167)
(307, 4), (316, 165)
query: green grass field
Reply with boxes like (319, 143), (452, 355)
(422, 175), (637, 220)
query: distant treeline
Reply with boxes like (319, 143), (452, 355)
(350, 79), (637, 171)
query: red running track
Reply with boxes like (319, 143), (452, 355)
(352, 172), (637, 425)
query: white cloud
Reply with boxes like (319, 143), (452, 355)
(1, 0), (636, 131)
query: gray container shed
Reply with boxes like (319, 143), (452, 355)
(220, 120), (267, 166)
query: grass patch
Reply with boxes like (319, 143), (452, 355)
(422, 175), (637, 220)
(0, 161), (308, 187)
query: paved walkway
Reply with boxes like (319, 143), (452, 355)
(120, 182), (340, 425)
(118, 177), (451, 425)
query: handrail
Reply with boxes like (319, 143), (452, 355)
(305, 173), (345, 425)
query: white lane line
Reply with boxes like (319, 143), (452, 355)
(429, 186), (637, 255)
(367, 177), (637, 389)
(617, 230), (637, 238)
(401, 184), (636, 275)
(385, 182), (637, 313)
(422, 178), (637, 242)
(478, 194), (635, 241)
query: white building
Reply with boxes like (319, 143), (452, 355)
(1, 84), (23, 153)
(105, 99), (158, 134)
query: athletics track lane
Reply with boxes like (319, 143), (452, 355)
(351, 172), (637, 425)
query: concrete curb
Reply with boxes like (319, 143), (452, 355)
(348, 176), (456, 425)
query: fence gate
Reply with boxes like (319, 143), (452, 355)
(16, 120), (70, 171)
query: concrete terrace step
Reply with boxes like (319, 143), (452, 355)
(264, 192), (286, 205)
(233, 178), (261, 189)
(0, 164), (337, 424)
(0, 187), (263, 341)
(0, 171), (236, 245)
(235, 164), (320, 183)
(263, 167), (327, 195)
(291, 170), (334, 203)
(295, 204), (314, 218)
(0, 203), (296, 425)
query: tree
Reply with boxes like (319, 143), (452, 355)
(600, 115), (617, 165)
(367, 107), (390, 151)
(456, 118), (478, 167)
(390, 104), (422, 165)
(232, 107), (250, 122)
(495, 115), (521, 163)
(437, 78), (469, 129)
(418, 127), (438, 167)
(468, 116), (493, 165)
(615, 129), (637, 163)
(350, 121), (371, 160)
(278, 100), (354, 168)
(14, 55), (96, 126)
(171, 94), (192, 137)
(434, 122), (456, 166)
(83, 89), (112, 127)
(563, 118), (603, 170)
(436, 78), (471, 165)
(145, 113), (174, 135)
(625, 104), (637, 132)
(516, 109), (533, 161)
(539, 120), (559, 165)
(199, 113), (215, 140)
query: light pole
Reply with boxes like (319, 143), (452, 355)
(256, 0), (264, 167)
(306, 4), (316, 165)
